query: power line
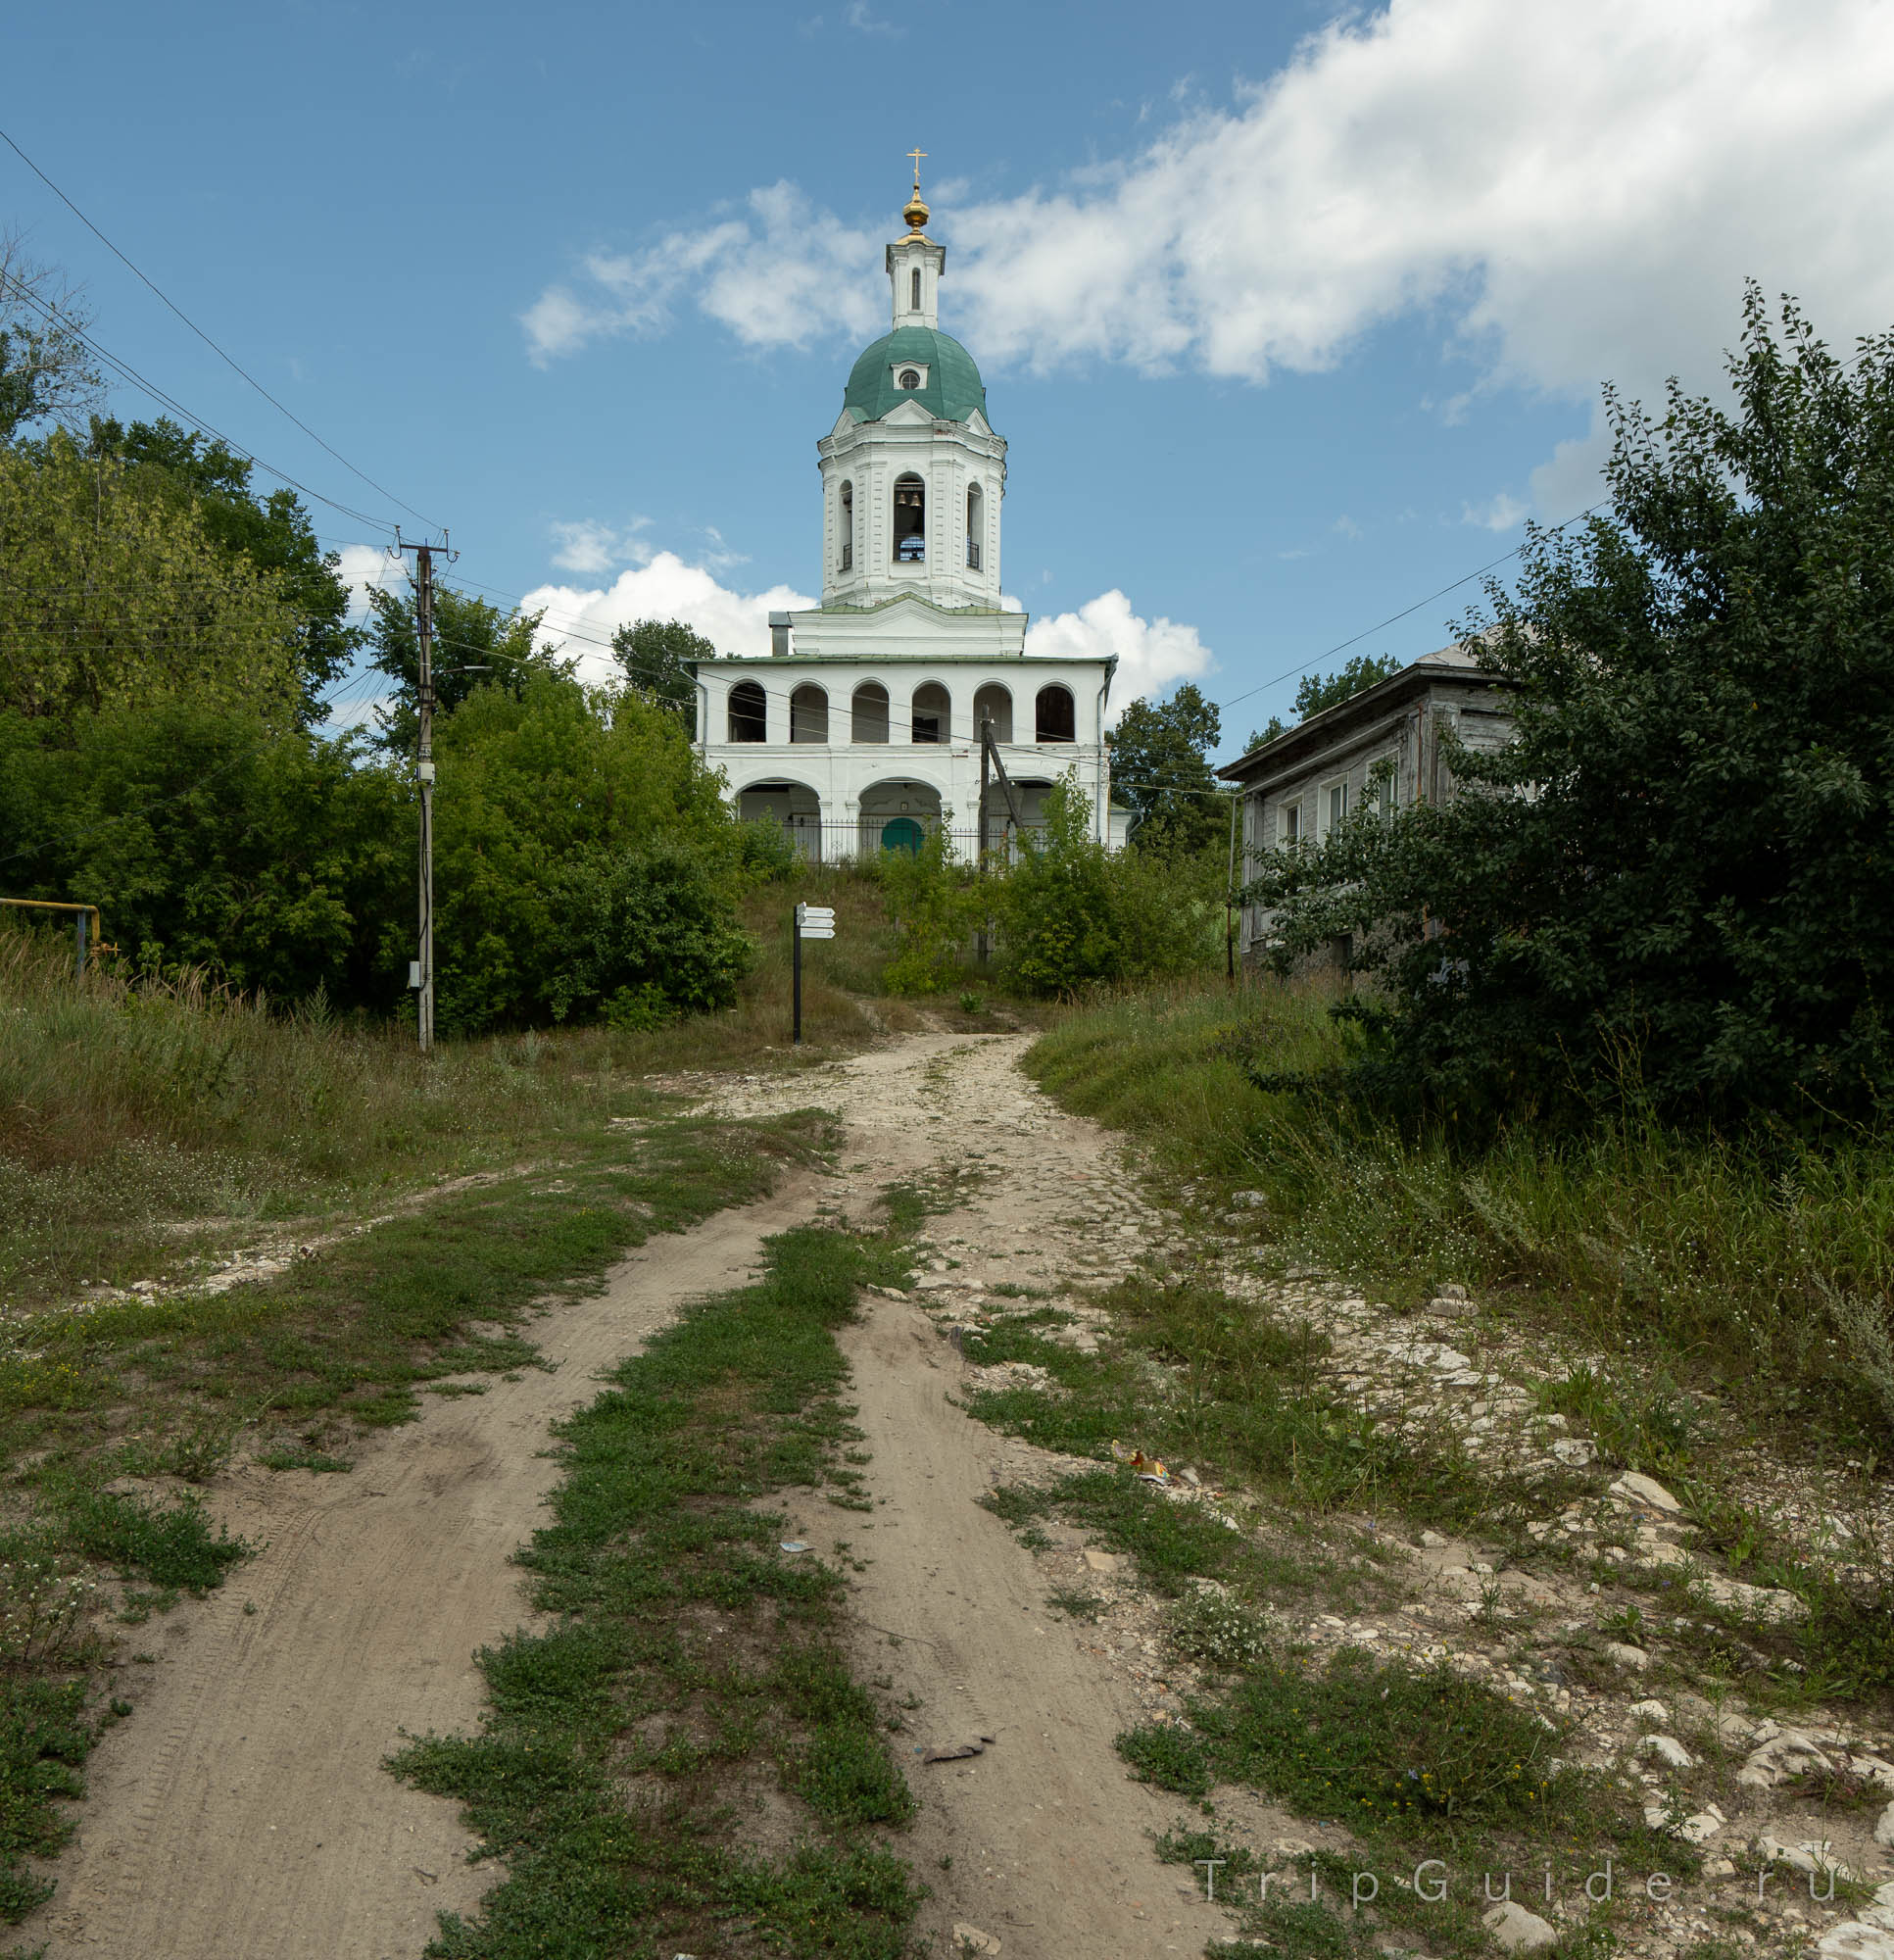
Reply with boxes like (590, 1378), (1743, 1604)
(1, 266), (400, 535)
(0, 125), (441, 534)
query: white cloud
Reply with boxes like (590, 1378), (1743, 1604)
(549, 0), (1894, 509)
(946, 0), (1894, 413)
(520, 551), (815, 680)
(1022, 589), (1214, 724)
(1462, 492), (1528, 532)
(844, 0), (900, 33)
(548, 517), (655, 575)
(333, 543), (406, 617)
(522, 183), (881, 366)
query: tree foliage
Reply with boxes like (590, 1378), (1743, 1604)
(0, 436), (302, 732)
(611, 616), (709, 733)
(1293, 654), (1404, 720)
(82, 417), (361, 715)
(423, 672), (744, 1034)
(0, 701), (408, 1003)
(365, 583), (557, 753)
(997, 772), (1224, 996)
(1250, 289), (1894, 1125)
(1241, 658), (1404, 757)
(1108, 681), (1228, 854)
(0, 233), (102, 442)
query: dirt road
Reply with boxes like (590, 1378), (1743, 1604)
(27, 1174), (821, 1959)
(33, 1028), (1233, 1959)
(706, 1032), (1235, 1956)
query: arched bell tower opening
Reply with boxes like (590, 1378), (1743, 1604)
(893, 475), (926, 563)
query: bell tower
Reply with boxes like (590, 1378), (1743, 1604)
(814, 160), (1007, 612)
(888, 152), (944, 329)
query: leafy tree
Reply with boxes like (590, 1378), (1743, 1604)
(0, 700), (408, 1004)
(540, 844), (753, 1027)
(998, 775), (1121, 995)
(83, 417), (360, 716)
(1108, 681), (1228, 853)
(1292, 654), (1403, 719)
(1243, 716), (1288, 753)
(0, 436), (302, 732)
(0, 233), (102, 442)
(1250, 288), (1894, 1126)
(365, 585), (558, 754)
(610, 617), (709, 733)
(424, 671), (741, 1033)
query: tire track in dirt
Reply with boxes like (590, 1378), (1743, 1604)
(26, 1173), (820, 1960)
(706, 1033), (1233, 1957)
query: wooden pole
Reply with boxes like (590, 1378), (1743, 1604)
(792, 911), (802, 1046)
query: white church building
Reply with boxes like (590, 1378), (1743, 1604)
(692, 172), (1131, 860)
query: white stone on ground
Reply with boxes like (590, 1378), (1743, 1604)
(1482, 1900), (1560, 1952)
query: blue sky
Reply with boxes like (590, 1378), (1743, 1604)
(7, 0), (1893, 756)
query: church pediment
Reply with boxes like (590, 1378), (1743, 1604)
(880, 397), (936, 425)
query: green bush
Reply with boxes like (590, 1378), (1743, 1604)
(996, 773), (1226, 997)
(879, 820), (978, 994)
(1254, 289), (1894, 1126)
(541, 844), (753, 1026)
(0, 699), (409, 1007)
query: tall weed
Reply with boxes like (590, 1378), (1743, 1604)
(1028, 978), (1894, 1446)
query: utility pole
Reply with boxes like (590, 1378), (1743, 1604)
(396, 530), (453, 1054)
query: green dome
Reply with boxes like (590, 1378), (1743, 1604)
(843, 326), (988, 425)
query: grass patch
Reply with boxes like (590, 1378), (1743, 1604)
(1025, 977), (1894, 1457)
(1122, 1647), (1668, 1957)
(54, 1487), (246, 1594)
(963, 1272), (1515, 1539)
(256, 1446), (353, 1473)
(387, 1216), (925, 1958)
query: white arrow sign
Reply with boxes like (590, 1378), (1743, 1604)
(796, 905), (835, 925)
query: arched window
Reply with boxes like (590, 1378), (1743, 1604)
(790, 684), (828, 744)
(838, 480), (853, 572)
(972, 682), (1012, 744)
(966, 481), (984, 570)
(728, 679), (767, 743)
(911, 267), (921, 312)
(910, 681), (949, 744)
(898, 368), (921, 390)
(893, 474), (926, 563)
(850, 682), (890, 744)
(1035, 684), (1076, 744)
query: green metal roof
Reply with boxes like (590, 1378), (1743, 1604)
(844, 326), (989, 425)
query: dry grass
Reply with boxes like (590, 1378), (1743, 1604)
(0, 864), (1030, 1314)
(1027, 972), (1894, 1457)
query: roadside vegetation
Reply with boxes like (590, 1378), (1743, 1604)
(0, 931), (839, 1924)
(1029, 979), (1894, 1459)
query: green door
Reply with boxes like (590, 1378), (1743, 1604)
(880, 817), (924, 856)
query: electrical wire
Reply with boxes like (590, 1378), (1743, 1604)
(0, 267), (398, 535)
(0, 125), (442, 534)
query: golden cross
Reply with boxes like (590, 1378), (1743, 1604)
(907, 147), (927, 191)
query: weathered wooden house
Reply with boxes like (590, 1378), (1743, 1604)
(1216, 644), (1517, 965)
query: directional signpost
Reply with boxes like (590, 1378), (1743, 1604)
(792, 903), (836, 1046)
